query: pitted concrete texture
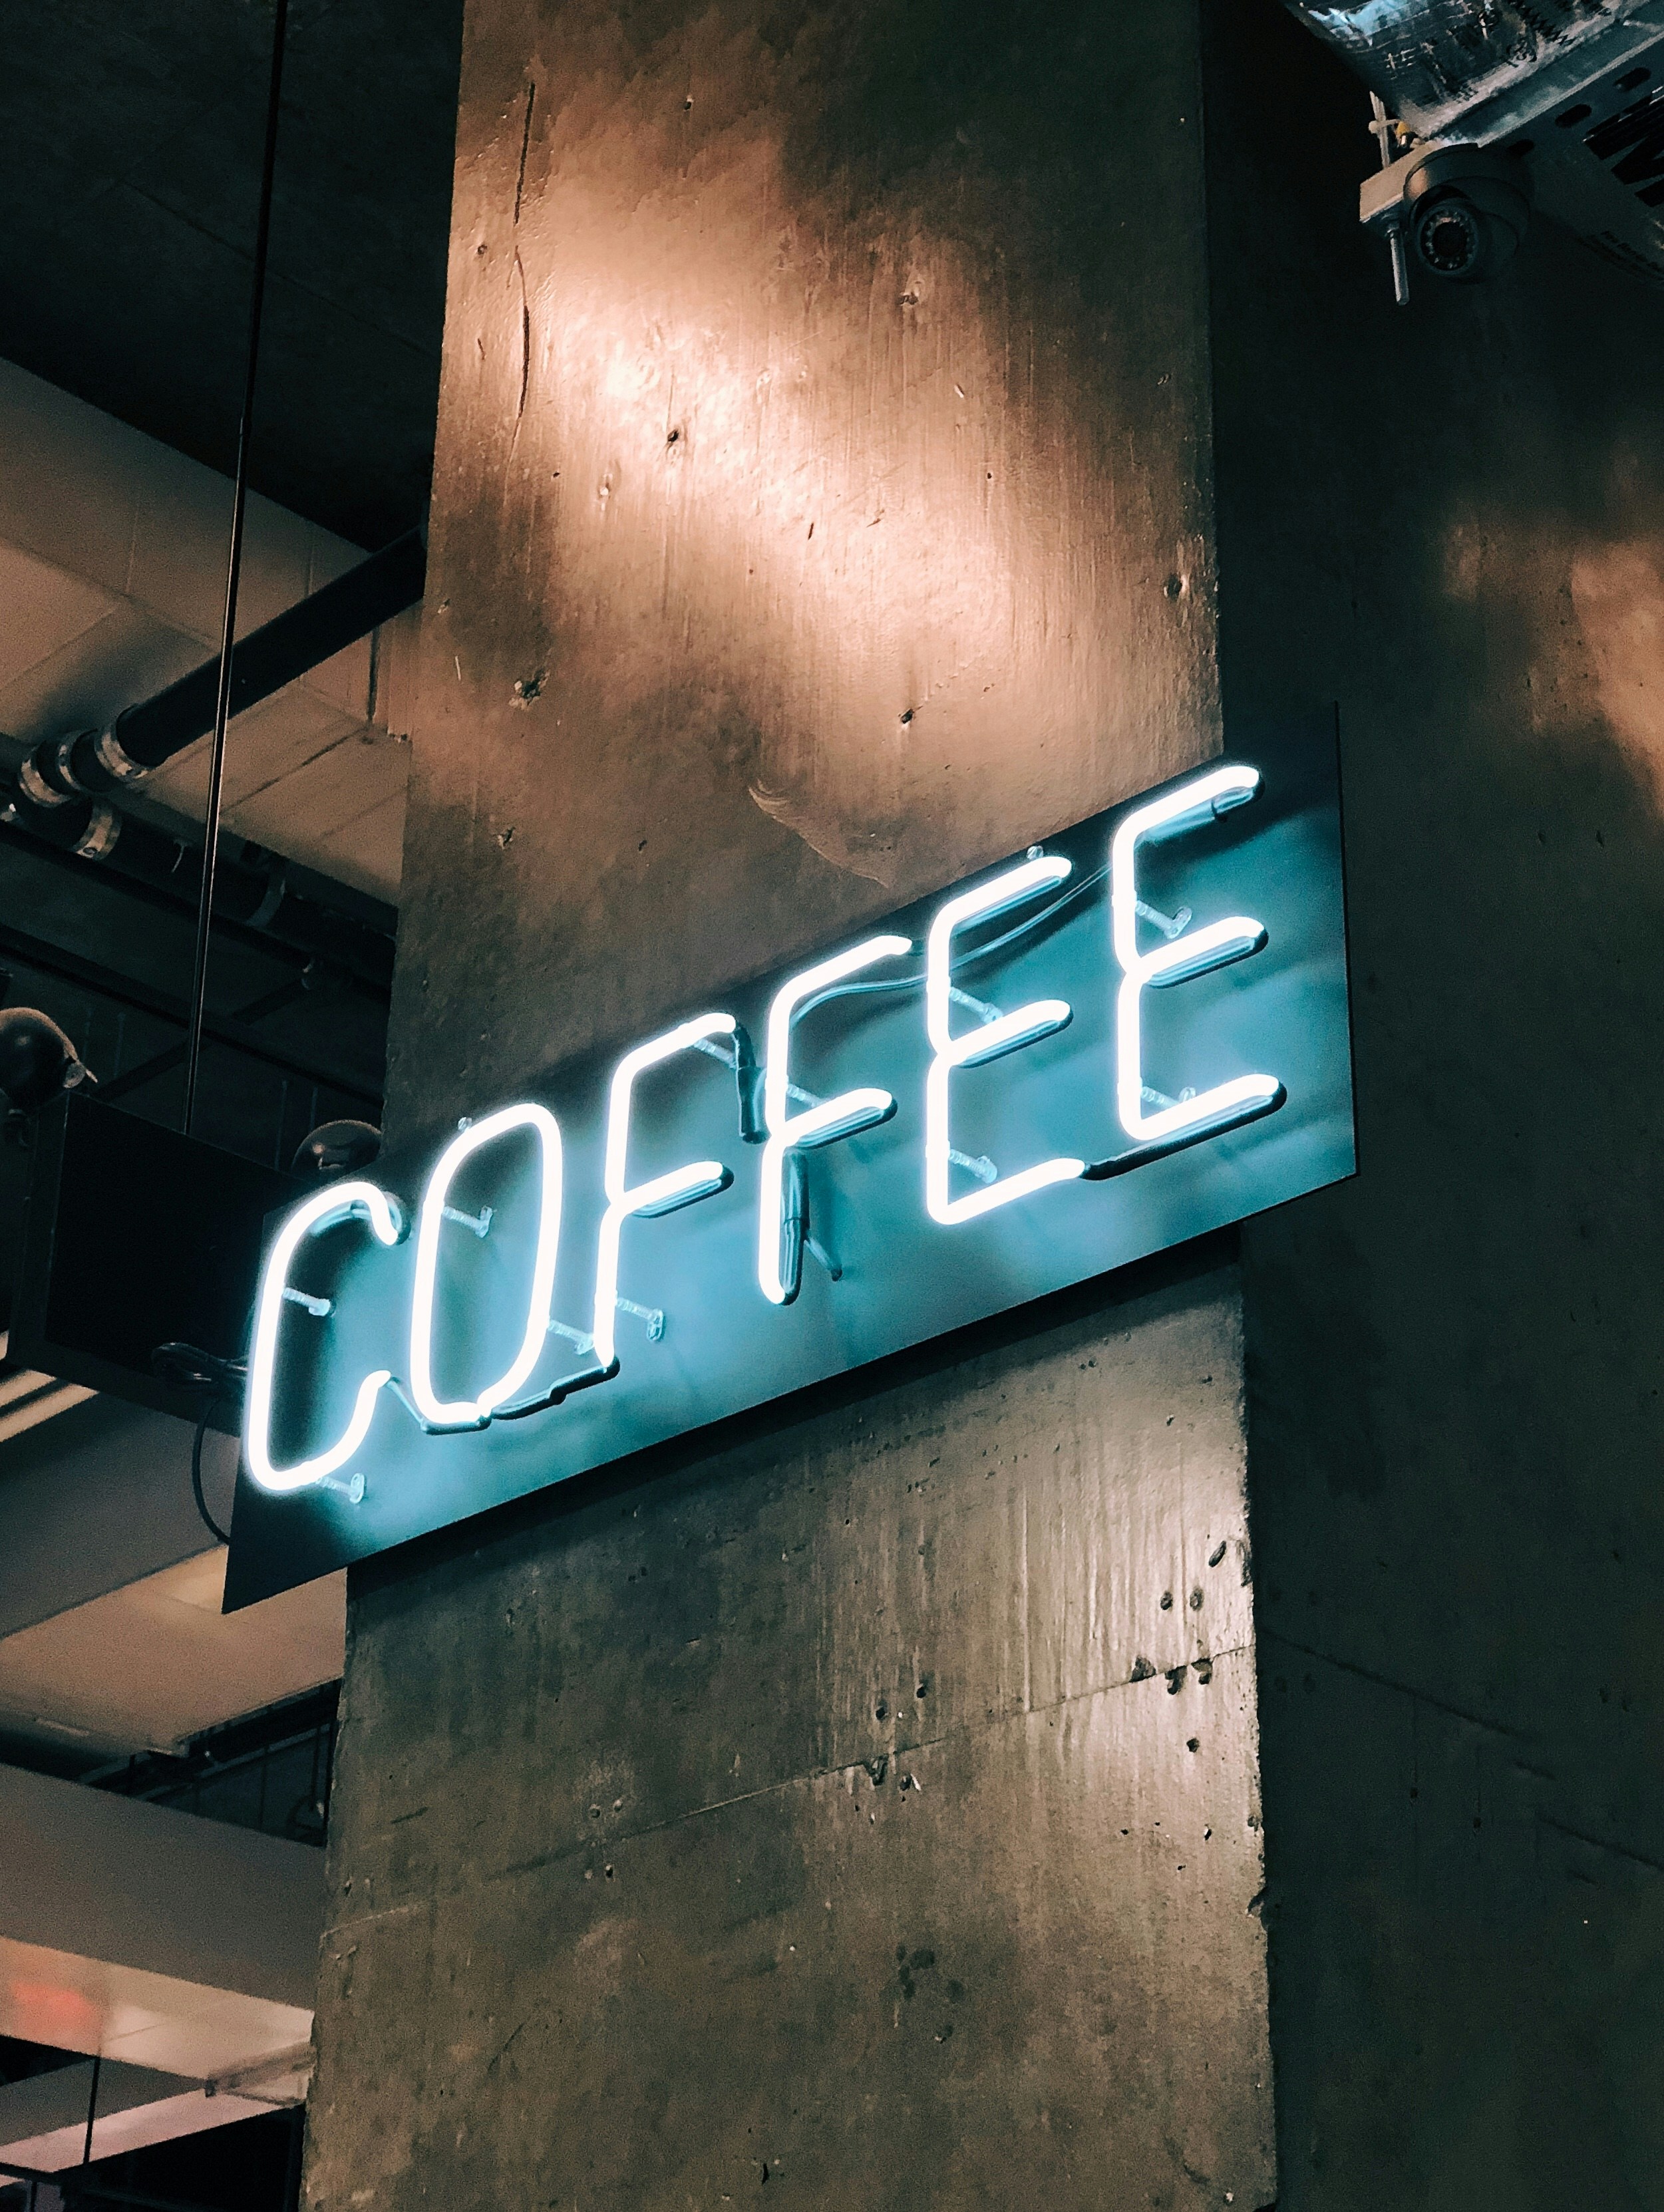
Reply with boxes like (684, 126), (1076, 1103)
(382, 0), (1222, 1148)
(1205, 1), (1664, 2203)
(305, 0), (1278, 2201)
(311, 1257), (1274, 2210)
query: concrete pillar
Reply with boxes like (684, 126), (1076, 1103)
(1201, 3), (1664, 2205)
(305, 2), (1276, 2205)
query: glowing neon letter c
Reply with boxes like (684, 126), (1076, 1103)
(244, 1180), (405, 1496)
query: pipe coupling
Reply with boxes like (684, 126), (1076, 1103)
(17, 754), (75, 810)
(71, 802), (122, 862)
(92, 722), (150, 786)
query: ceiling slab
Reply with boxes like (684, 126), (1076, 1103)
(0, 1933), (311, 2085)
(0, 545), (120, 693)
(0, 1760), (321, 2079)
(0, 355), (414, 899)
(0, 2056), (273, 2172)
(0, 0), (464, 547)
(0, 1397), (230, 1644)
(0, 1549), (345, 1760)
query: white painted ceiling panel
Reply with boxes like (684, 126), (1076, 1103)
(305, 784), (409, 898)
(0, 355), (413, 896)
(0, 365), (147, 594)
(0, 1934), (312, 2082)
(0, 1549), (345, 1757)
(0, 541), (120, 689)
(0, 597), (203, 743)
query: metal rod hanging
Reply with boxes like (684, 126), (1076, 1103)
(182, 0), (291, 1133)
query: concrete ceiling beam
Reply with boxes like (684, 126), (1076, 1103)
(0, 1762), (321, 2086)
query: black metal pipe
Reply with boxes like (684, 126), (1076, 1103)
(14, 529), (423, 819)
(183, 0), (291, 1134)
(67, 530), (424, 793)
(0, 804), (395, 995)
(0, 522), (420, 995)
(0, 919), (381, 1107)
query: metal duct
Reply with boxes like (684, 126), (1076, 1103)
(1283, 0), (1664, 286)
(1285, 0), (1659, 138)
(0, 806), (395, 994)
(34, 526), (425, 798)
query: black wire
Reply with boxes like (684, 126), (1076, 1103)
(79, 2053), (100, 2171)
(182, 0), (291, 1135)
(152, 1342), (246, 1400)
(192, 1410), (232, 1546)
(790, 864), (1108, 1025)
(285, 2104), (305, 2212)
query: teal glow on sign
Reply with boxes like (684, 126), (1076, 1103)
(226, 726), (1353, 1608)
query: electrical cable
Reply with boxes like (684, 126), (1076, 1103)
(182, 0), (291, 1134)
(150, 1342), (244, 1543)
(790, 865), (1107, 1025)
(191, 1410), (232, 1547)
(80, 2052), (101, 2172)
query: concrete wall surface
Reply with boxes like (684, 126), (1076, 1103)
(1204, 3), (1664, 2206)
(313, 1257), (1272, 2209)
(303, 0), (1283, 2205)
(383, 0), (1220, 1138)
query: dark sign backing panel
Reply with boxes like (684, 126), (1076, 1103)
(14, 1098), (297, 1432)
(227, 724), (1353, 1608)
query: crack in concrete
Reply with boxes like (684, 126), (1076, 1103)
(323, 1640), (1253, 1937)
(1263, 1629), (1524, 1739)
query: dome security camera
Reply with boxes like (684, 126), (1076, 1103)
(1403, 146), (1533, 283)
(0, 1006), (94, 1116)
(291, 1118), (383, 1178)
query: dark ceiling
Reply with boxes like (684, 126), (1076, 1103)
(0, 0), (465, 548)
(0, 0), (462, 1209)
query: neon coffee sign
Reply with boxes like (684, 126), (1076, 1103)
(227, 732), (1352, 1608)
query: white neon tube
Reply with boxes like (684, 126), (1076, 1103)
(925, 858), (1084, 1224)
(244, 1180), (405, 1496)
(591, 1013), (736, 1368)
(1110, 765), (1279, 1144)
(409, 1102), (564, 1430)
(757, 933), (911, 1305)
